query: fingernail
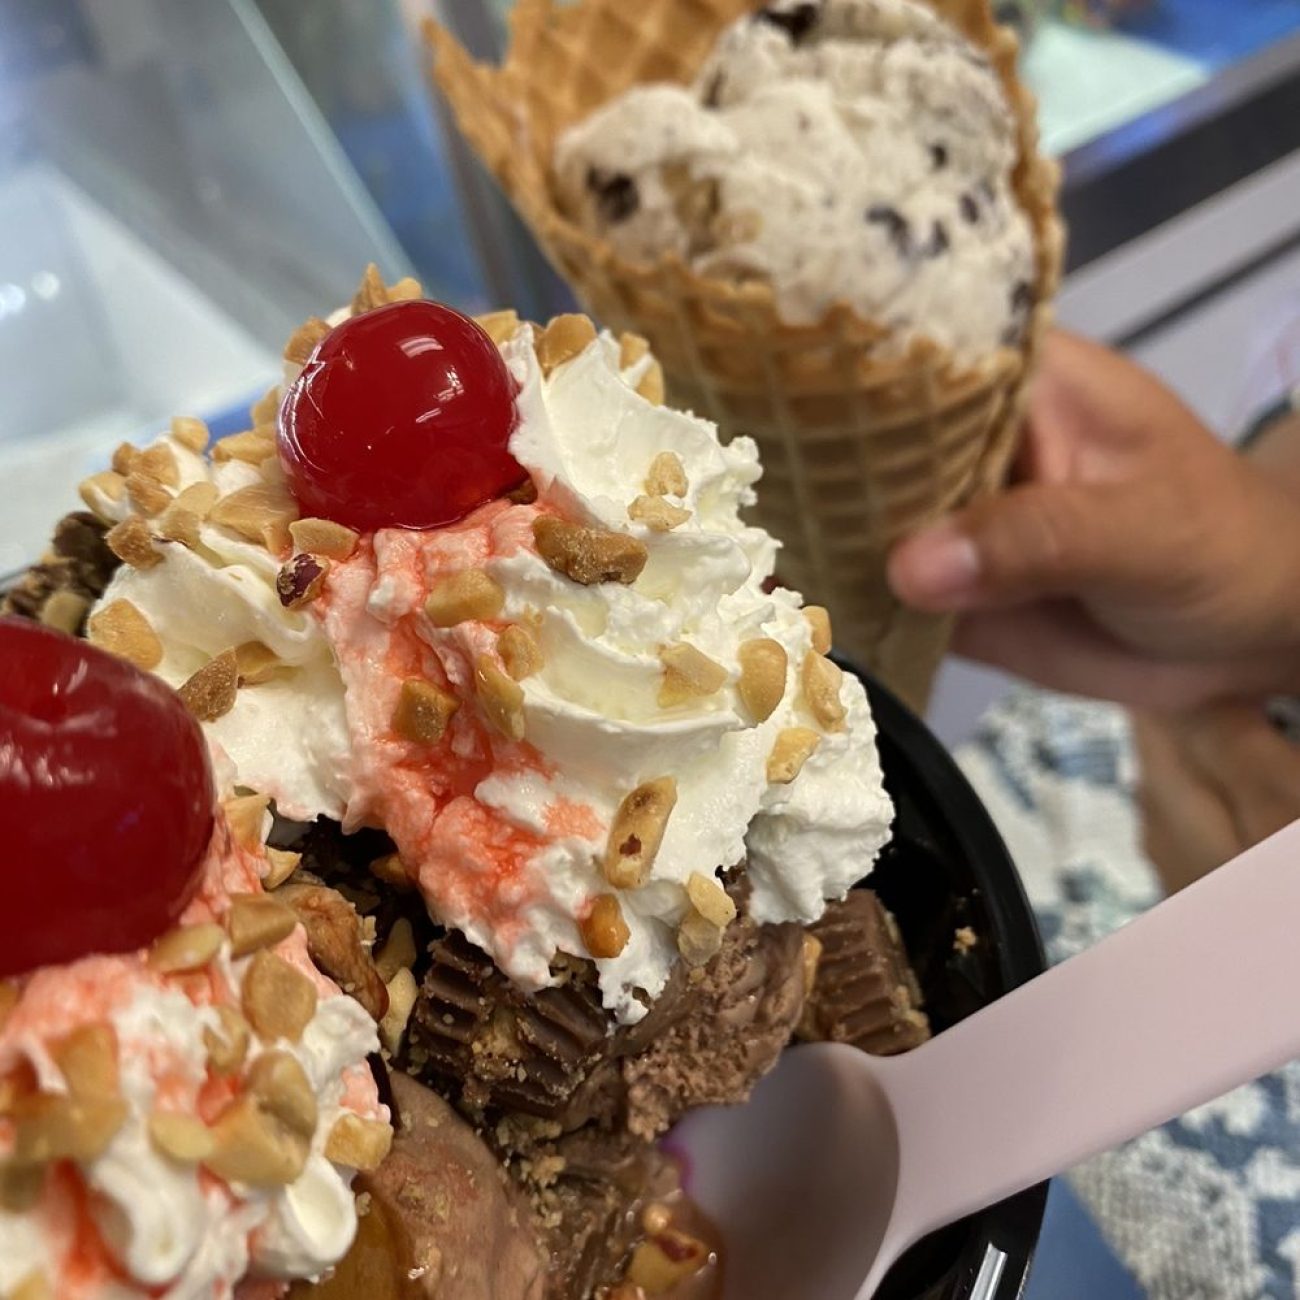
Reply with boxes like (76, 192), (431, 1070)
(896, 521), (982, 604)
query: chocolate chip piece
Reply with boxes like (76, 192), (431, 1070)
(922, 221), (951, 258)
(756, 3), (820, 43)
(1002, 280), (1036, 345)
(702, 71), (725, 108)
(587, 168), (640, 224)
(866, 204), (911, 257)
(929, 143), (949, 170)
(960, 193), (981, 224)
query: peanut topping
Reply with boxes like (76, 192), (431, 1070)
(392, 679), (459, 745)
(369, 853), (413, 891)
(603, 777), (678, 890)
(175, 481), (219, 518)
(9, 1093), (128, 1166)
(389, 275), (423, 302)
(627, 1229), (710, 1290)
(804, 605), (833, 655)
(534, 516), (648, 586)
(149, 922), (226, 974)
(580, 895), (631, 960)
(250, 389), (280, 427)
(111, 442), (140, 476)
(497, 623), (544, 680)
(205, 1007), (251, 1076)
(767, 727), (821, 784)
(628, 495), (691, 532)
(241, 950), (318, 1043)
(636, 361), (666, 406)
(802, 652), (847, 732)
(475, 655), (526, 741)
(424, 569), (505, 626)
(9, 1271), (52, 1300)
(658, 643), (728, 708)
(379, 967), (418, 1055)
(178, 649), (239, 722)
(78, 470), (125, 520)
(38, 591), (89, 636)
(324, 1113), (393, 1172)
(170, 415), (211, 453)
(536, 313), (597, 374)
(644, 451), (688, 499)
(475, 309), (521, 345)
(227, 893), (298, 958)
(246, 1051), (318, 1139)
(105, 515), (162, 570)
(677, 910), (724, 970)
(126, 470), (172, 517)
(87, 599), (163, 669)
(156, 502), (202, 549)
(375, 918), (417, 984)
(234, 641), (284, 685)
(619, 332), (651, 369)
(737, 638), (788, 723)
(289, 517), (360, 561)
(149, 1111), (216, 1163)
(54, 1026), (119, 1099)
(351, 263), (392, 315)
(284, 316), (331, 365)
(222, 793), (270, 850)
(213, 429), (276, 465)
(205, 1095), (309, 1187)
(263, 847), (301, 890)
(685, 873), (737, 929)
(138, 443), (180, 487)
(276, 553), (329, 609)
(209, 483), (298, 553)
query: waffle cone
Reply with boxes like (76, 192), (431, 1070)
(428, 0), (1063, 712)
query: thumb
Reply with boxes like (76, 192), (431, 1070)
(887, 482), (1146, 613)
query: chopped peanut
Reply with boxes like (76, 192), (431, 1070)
(686, 873), (737, 929)
(497, 623), (544, 680)
(178, 650), (239, 723)
(149, 923), (226, 974)
(87, 599), (162, 669)
(580, 895), (631, 960)
(289, 518), (359, 561)
(802, 652), (847, 732)
(645, 451), (688, 498)
(658, 643), (728, 708)
(213, 429), (276, 465)
(170, 416), (211, 453)
(603, 777), (677, 890)
(536, 314), (597, 374)
(804, 605), (833, 655)
(737, 638), (788, 724)
(767, 727), (821, 784)
(226, 894), (298, 958)
(628, 495), (691, 532)
(475, 655), (525, 741)
(424, 569), (505, 626)
(241, 951), (317, 1043)
(105, 516), (162, 570)
(534, 516), (647, 586)
(324, 1113), (393, 1172)
(392, 679), (458, 745)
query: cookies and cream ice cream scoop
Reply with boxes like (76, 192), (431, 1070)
(554, 0), (1037, 362)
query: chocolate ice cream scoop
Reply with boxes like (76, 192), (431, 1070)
(404, 905), (808, 1142)
(294, 1071), (546, 1300)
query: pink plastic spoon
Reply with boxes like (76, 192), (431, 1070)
(672, 820), (1300, 1300)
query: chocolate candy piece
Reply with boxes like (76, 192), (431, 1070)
(3, 512), (120, 631)
(405, 930), (627, 1129)
(800, 890), (931, 1055)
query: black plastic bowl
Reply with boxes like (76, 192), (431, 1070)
(853, 665), (1048, 1300)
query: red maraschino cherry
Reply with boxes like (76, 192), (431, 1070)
(277, 300), (524, 531)
(0, 619), (214, 977)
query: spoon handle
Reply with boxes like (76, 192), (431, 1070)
(884, 819), (1300, 1243)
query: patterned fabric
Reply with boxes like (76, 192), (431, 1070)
(959, 691), (1300, 1300)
